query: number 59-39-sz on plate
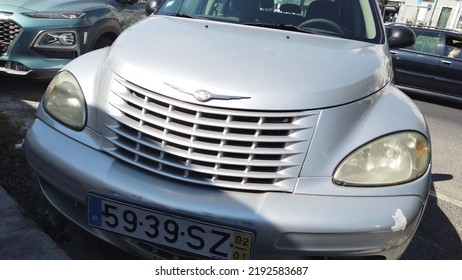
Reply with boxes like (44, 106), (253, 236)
(87, 195), (253, 259)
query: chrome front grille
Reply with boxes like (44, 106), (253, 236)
(0, 18), (21, 56)
(102, 76), (319, 192)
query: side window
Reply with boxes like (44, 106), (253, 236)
(445, 36), (462, 60)
(405, 30), (439, 55)
(158, 0), (202, 14)
(206, 0), (225, 15)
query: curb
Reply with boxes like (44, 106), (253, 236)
(0, 186), (70, 260)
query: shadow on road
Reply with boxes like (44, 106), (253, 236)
(0, 76), (50, 95)
(402, 181), (462, 259)
(1, 76), (49, 130)
(432, 173), (453, 182)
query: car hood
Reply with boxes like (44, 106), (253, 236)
(106, 16), (391, 110)
(0, 0), (106, 12)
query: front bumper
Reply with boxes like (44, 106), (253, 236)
(0, 64), (58, 79)
(25, 118), (431, 260)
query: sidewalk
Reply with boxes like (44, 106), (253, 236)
(0, 186), (69, 260)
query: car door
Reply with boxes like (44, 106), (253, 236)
(390, 28), (441, 93)
(435, 34), (462, 97)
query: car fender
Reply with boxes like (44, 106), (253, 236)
(81, 18), (123, 53)
(300, 85), (430, 178)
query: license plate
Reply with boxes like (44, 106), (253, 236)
(87, 194), (253, 259)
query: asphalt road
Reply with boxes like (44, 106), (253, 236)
(1, 76), (461, 259)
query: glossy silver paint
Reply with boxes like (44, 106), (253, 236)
(108, 17), (389, 110)
(25, 0), (432, 259)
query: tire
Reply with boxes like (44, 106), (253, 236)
(93, 36), (115, 50)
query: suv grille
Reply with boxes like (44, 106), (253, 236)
(102, 77), (319, 192)
(0, 18), (21, 56)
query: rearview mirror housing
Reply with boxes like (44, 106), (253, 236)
(146, 0), (163, 15)
(387, 25), (416, 49)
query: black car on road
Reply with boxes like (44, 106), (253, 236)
(386, 23), (462, 102)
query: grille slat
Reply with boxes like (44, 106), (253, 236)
(102, 77), (320, 192)
(108, 120), (303, 156)
(106, 127), (299, 168)
(0, 18), (21, 56)
(112, 86), (309, 131)
(108, 110), (302, 153)
(109, 144), (293, 180)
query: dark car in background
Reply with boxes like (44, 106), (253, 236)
(386, 23), (462, 102)
(0, 0), (145, 79)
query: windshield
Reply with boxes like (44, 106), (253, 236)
(156, 0), (383, 43)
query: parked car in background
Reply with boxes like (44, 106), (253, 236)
(25, 0), (432, 260)
(0, 0), (145, 79)
(387, 23), (462, 102)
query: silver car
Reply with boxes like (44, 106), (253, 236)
(25, 0), (431, 260)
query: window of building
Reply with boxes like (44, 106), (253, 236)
(436, 7), (452, 28)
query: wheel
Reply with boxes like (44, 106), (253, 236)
(93, 36), (114, 50)
(298, 18), (344, 35)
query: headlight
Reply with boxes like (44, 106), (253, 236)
(333, 132), (430, 186)
(43, 71), (86, 130)
(34, 31), (77, 47)
(22, 11), (85, 19)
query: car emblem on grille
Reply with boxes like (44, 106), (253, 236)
(165, 83), (250, 102)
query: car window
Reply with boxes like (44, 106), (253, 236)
(404, 29), (439, 55)
(445, 36), (462, 60)
(155, 0), (383, 43)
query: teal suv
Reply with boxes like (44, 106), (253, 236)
(0, 0), (145, 79)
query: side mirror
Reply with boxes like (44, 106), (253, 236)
(146, 0), (163, 15)
(387, 25), (416, 49)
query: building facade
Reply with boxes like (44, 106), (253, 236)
(380, 0), (462, 31)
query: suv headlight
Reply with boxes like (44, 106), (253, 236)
(43, 71), (86, 130)
(333, 132), (430, 186)
(22, 11), (85, 19)
(34, 31), (77, 47)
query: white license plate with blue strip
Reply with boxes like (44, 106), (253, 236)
(88, 195), (253, 259)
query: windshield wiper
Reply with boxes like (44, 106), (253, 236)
(242, 22), (315, 34)
(167, 13), (199, 19)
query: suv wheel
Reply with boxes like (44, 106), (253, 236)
(94, 36), (115, 50)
